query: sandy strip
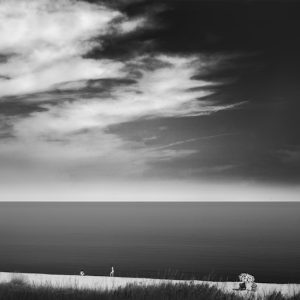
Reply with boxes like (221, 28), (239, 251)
(0, 272), (299, 298)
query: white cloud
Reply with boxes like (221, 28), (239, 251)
(0, 1), (117, 53)
(0, 0), (243, 181)
(9, 55), (235, 139)
(117, 17), (147, 34)
(0, 58), (126, 96)
(1, 54), (241, 180)
(0, 0), (137, 96)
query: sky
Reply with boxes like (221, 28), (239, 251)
(0, 0), (299, 201)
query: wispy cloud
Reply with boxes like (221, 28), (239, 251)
(151, 132), (238, 151)
(0, 0), (243, 182)
(278, 147), (300, 164)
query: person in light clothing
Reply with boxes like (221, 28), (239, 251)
(110, 266), (114, 277)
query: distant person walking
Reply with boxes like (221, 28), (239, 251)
(110, 266), (114, 277)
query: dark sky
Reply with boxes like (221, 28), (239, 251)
(116, 0), (300, 183)
(0, 0), (299, 200)
(100, 0), (300, 184)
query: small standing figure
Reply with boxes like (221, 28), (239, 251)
(110, 266), (114, 277)
(80, 269), (85, 276)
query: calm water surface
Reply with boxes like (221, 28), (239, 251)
(0, 202), (299, 283)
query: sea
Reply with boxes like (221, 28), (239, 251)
(0, 202), (299, 283)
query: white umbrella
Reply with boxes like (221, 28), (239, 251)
(239, 273), (255, 283)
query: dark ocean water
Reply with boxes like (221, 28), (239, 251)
(0, 202), (299, 283)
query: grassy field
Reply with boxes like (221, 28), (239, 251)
(1, 278), (300, 300)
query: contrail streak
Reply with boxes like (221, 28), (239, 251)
(151, 132), (238, 150)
